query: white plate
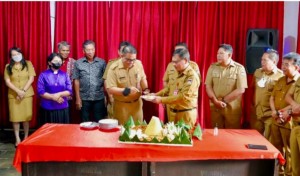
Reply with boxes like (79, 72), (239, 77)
(80, 122), (99, 129)
(141, 95), (156, 101)
(99, 119), (118, 130)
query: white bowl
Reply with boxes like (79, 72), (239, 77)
(99, 119), (118, 130)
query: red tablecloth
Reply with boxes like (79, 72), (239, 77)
(13, 123), (284, 172)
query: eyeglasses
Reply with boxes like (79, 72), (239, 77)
(125, 58), (137, 63)
(171, 59), (183, 64)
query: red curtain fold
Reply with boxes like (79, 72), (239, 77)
(54, 1), (283, 128)
(0, 1), (283, 128)
(0, 2), (51, 128)
(164, 2), (283, 127)
(54, 2), (109, 59)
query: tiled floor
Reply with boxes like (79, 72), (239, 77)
(0, 130), (21, 176)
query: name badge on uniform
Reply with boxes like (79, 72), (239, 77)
(135, 73), (141, 90)
(257, 77), (266, 88)
(173, 89), (178, 95)
(174, 83), (179, 95)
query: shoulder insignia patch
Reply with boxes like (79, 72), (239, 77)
(187, 79), (193, 85)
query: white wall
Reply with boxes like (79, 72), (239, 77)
(50, 1), (55, 51)
(283, 1), (299, 54)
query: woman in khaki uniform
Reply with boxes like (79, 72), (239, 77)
(4, 47), (36, 147)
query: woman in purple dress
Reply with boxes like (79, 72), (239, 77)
(38, 53), (72, 124)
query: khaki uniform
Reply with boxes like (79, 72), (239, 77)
(270, 74), (299, 176)
(163, 61), (201, 84)
(103, 58), (120, 80)
(288, 77), (300, 123)
(103, 57), (120, 118)
(251, 68), (284, 140)
(290, 126), (300, 176)
(105, 59), (146, 125)
(205, 60), (247, 129)
(157, 65), (200, 127)
(4, 61), (36, 122)
(162, 61), (201, 122)
(288, 78), (300, 176)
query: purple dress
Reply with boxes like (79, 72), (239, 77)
(37, 69), (72, 124)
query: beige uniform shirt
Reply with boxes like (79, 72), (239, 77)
(205, 60), (248, 109)
(163, 61), (201, 86)
(272, 74), (299, 128)
(157, 65), (200, 110)
(288, 78), (300, 123)
(4, 61), (36, 99)
(254, 67), (284, 119)
(106, 59), (146, 102)
(103, 57), (120, 80)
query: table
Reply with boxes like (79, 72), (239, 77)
(13, 124), (284, 176)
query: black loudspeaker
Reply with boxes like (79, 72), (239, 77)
(246, 29), (278, 74)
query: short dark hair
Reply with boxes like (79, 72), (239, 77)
(122, 45), (137, 54)
(175, 42), (188, 49)
(47, 53), (63, 63)
(283, 52), (300, 67)
(119, 41), (131, 50)
(173, 48), (190, 61)
(82, 40), (95, 49)
(219, 44), (233, 54)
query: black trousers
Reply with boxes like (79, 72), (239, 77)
(81, 99), (107, 122)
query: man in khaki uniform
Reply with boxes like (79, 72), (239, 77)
(162, 43), (201, 121)
(251, 49), (284, 140)
(284, 57), (300, 176)
(269, 52), (300, 176)
(163, 42), (201, 87)
(106, 45), (149, 125)
(205, 44), (247, 129)
(103, 41), (132, 118)
(152, 48), (200, 127)
(290, 126), (300, 176)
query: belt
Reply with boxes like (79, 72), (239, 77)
(115, 99), (139, 103)
(170, 108), (196, 113)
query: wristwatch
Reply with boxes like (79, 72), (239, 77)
(288, 109), (292, 116)
(221, 97), (227, 104)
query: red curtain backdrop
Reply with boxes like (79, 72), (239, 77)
(0, 2), (283, 129)
(0, 2), (51, 128)
(54, 1), (284, 128)
(54, 2), (110, 61)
